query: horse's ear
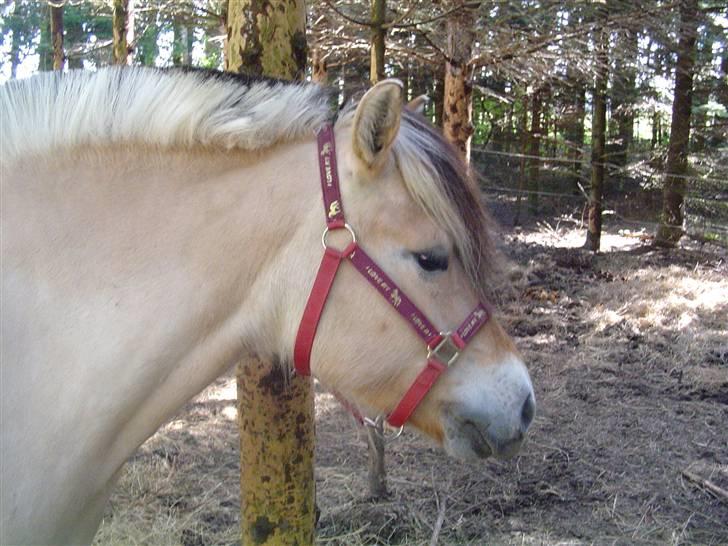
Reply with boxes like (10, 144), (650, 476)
(352, 79), (403, 171)
(406, 95), (428, 115)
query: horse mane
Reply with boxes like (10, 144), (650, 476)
(1, 66), (498, 299)
(0, 66), (333, 163)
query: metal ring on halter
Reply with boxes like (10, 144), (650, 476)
(363, 414), (404, 440)
(321, 223), (356, 251)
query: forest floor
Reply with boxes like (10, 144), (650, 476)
(94, 210), (728, 546)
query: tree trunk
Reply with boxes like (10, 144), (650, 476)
(564, 76), (586, 191)
(126, 0), (135, 65)
(433, 65), (445, 127)
(504, 102), (514, 155)
(713, 54), (728, 145)
(689, 30), (714, 152)
(312, 48), (328, 84)
(10, 34), (20, 78)
(172, 22), (193, 66)
(50, 3), (64, 71)
(38, 10), (52, 72)
(585, 0), (609, 252)
(366, 0), (390, 499)
(567, 82), (586, 191)
(655, 0), (699, 246)
(225, 0), (307, 80)
(225, 2), (314, 544)
(527, 88), (542, 215)
(64, 7), (86, 70)
(717, 54), (728, 113)
(443, 0), (475, 162)
(610, 25), (638, 166)
(370, 0), (386, 83)
(112, 0), (130, 65)
(514, 92), (529, 226)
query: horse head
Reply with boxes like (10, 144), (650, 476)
(290, 80), (535, 460)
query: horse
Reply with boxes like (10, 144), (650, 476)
(0, 67), (535, 545)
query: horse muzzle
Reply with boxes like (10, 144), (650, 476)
(441, 356), (535, 460)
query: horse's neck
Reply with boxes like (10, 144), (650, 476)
(98, 143), (321, 443)
(3, 140), (321, 483)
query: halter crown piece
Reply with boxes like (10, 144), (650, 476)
(294, 124), (491, 430)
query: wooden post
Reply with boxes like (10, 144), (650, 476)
(236, 358), (315, 544)
(225, 1), (315, 544)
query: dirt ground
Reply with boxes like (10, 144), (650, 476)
(94, 215), (728, 545)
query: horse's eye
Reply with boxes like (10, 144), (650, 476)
(415, 252), (449, 272)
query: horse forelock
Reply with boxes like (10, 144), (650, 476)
(393, 112), (500, 303)
(0, 66), (333, 163)
(333, 103), (498, 302)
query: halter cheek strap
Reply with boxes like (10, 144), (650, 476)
(294, 124), (491, 429)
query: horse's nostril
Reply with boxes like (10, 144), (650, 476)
(521, 392), (535, 431)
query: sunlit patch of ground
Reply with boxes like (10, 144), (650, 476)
(514, 218), (650, 252)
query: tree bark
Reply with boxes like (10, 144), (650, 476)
(312, 48), (328, 84)
(225, 1), (314, 544)
(50, 3), (64, 71)
(585, 0), (609, 252)
(655, 0), (699, 246)
(443, 0), (475, 162)
(225, 0), (307, 80)
(112, 0), (130, 65)
(370, 0), (386, 83)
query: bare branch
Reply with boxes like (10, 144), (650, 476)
(322, 0), (372, 28)
(388, 1), (481, 30)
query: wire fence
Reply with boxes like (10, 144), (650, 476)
(471, 147), (728, 186)
(470, 146), (728, 245)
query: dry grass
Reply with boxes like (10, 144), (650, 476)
(96, 222), (728, 545)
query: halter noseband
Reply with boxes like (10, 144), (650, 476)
(293, 124), (491, 429)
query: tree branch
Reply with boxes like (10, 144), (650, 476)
(388, 1), (481, 29)
(322, 0), (372, 28)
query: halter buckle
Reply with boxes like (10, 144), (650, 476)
(427, 332), (461, 367)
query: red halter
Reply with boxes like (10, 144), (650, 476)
(294, 124), (491, 428)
